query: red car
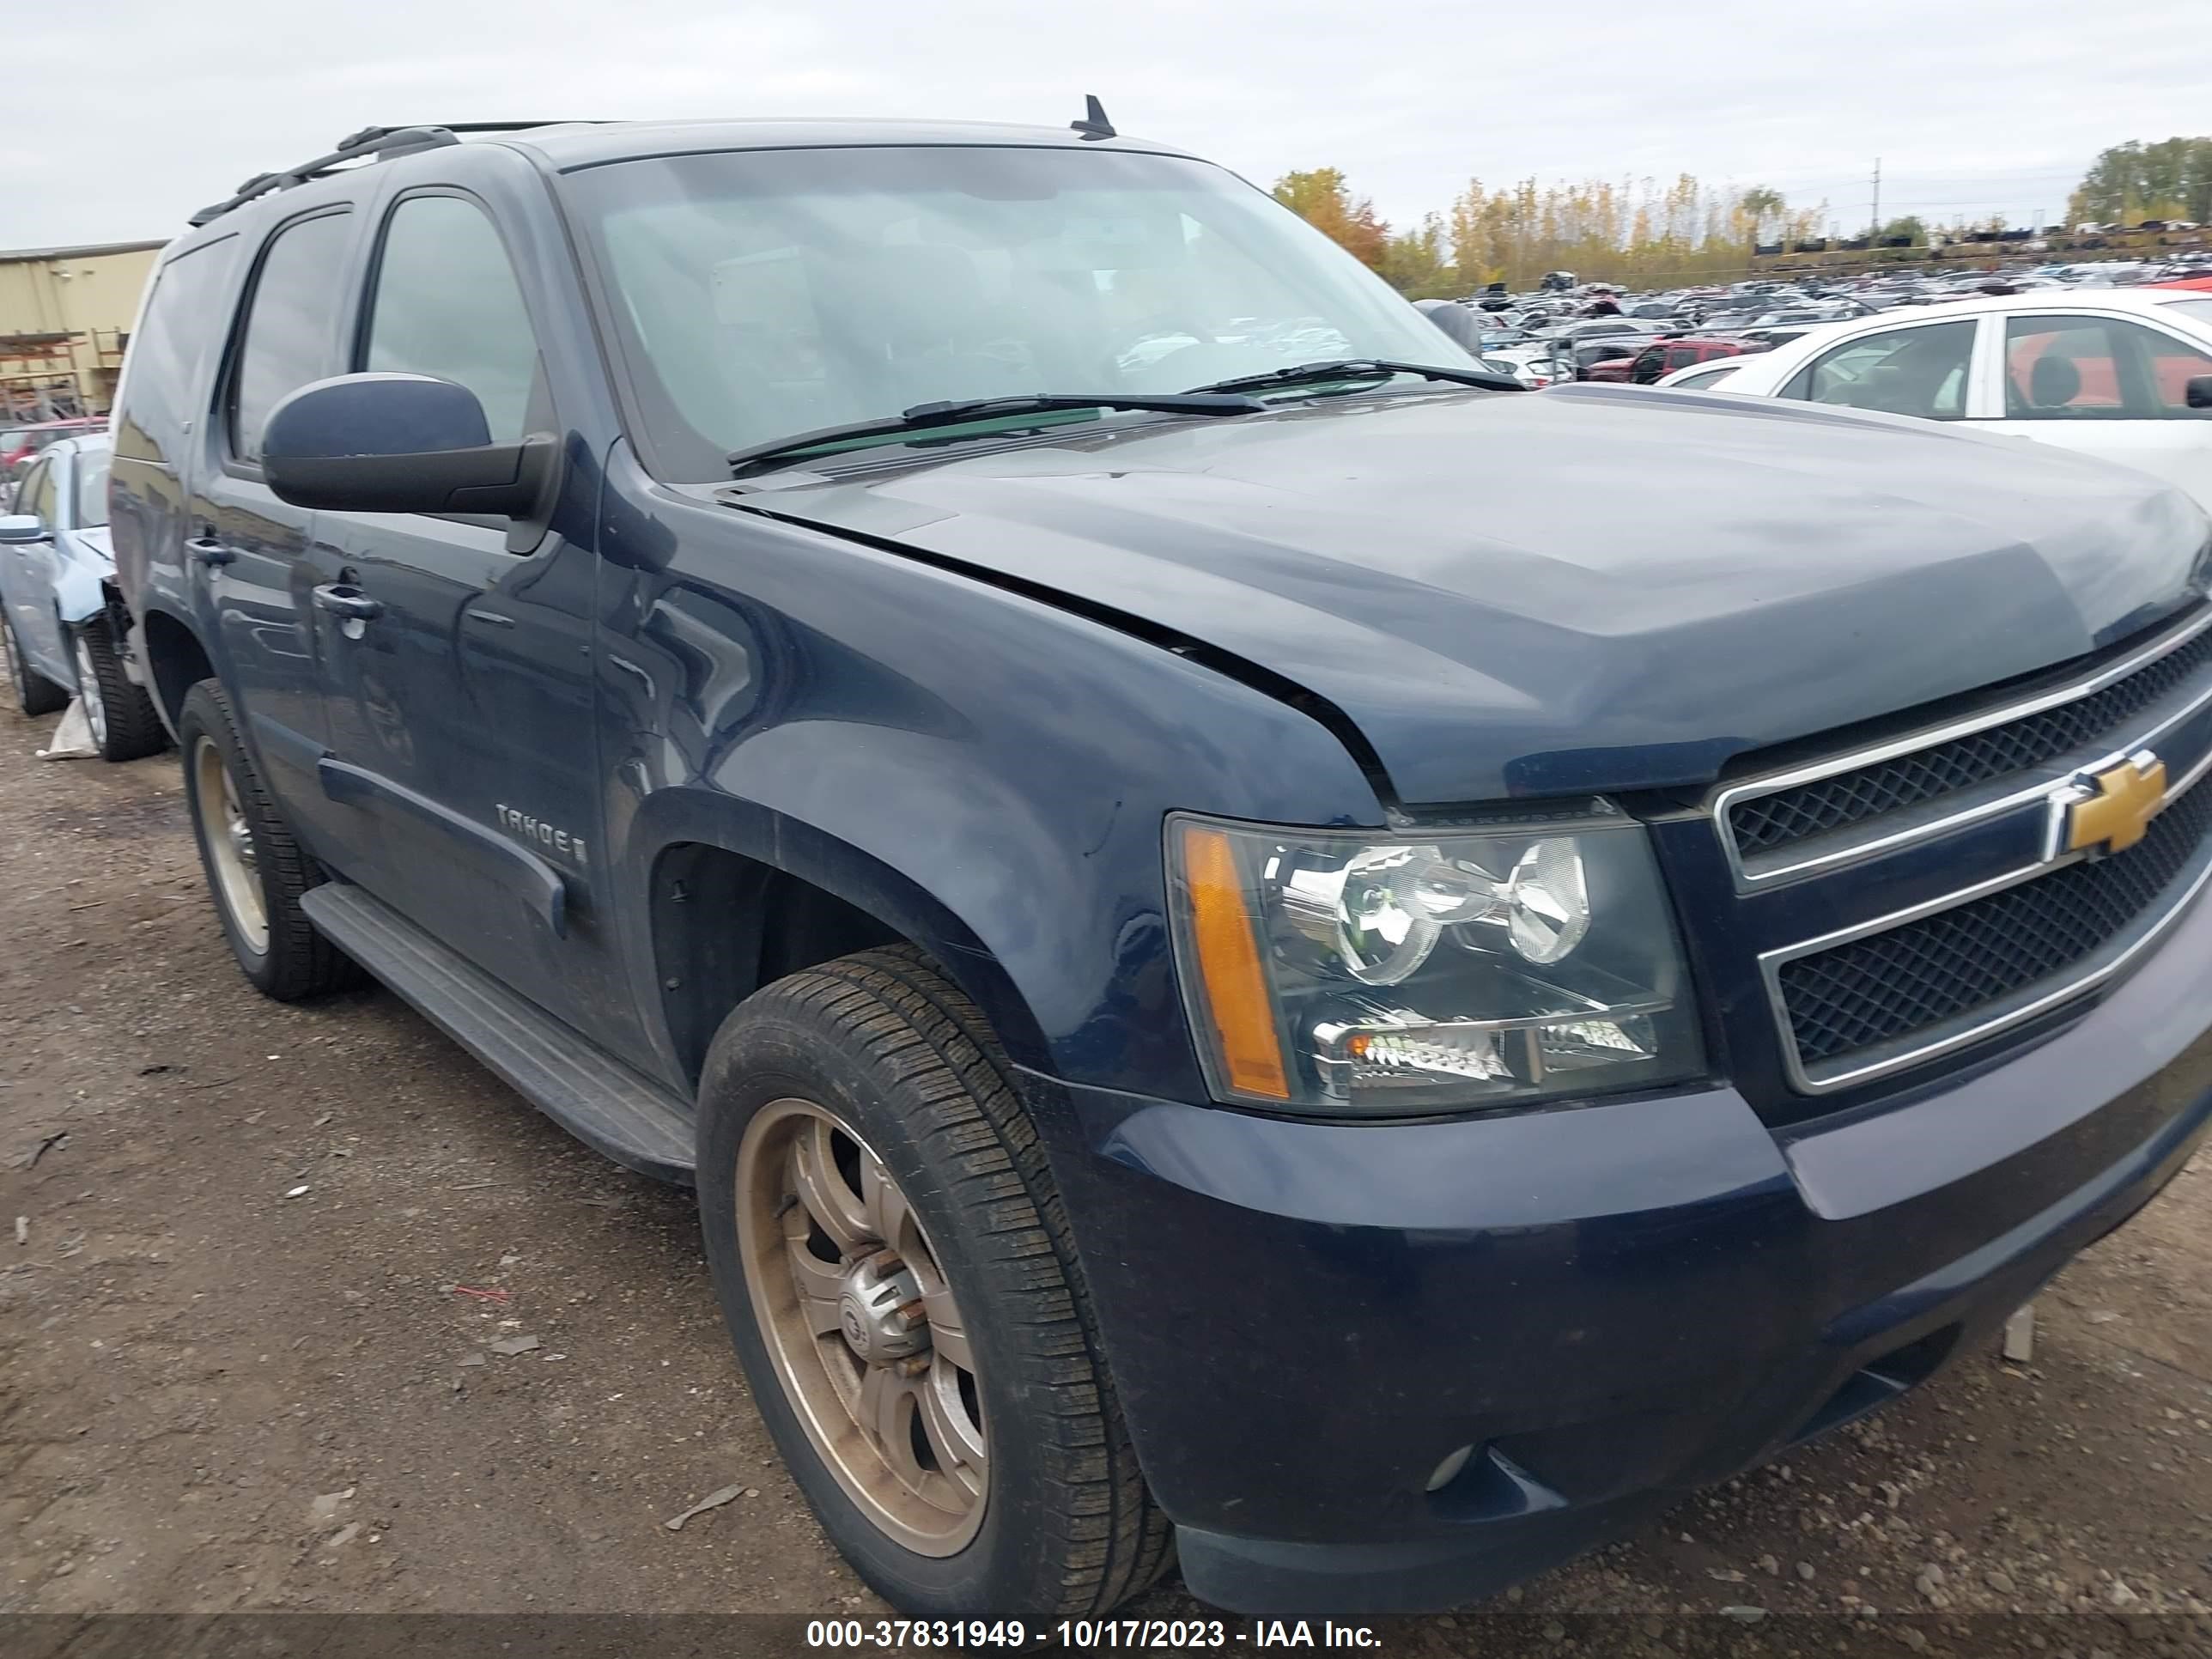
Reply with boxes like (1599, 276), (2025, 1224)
(0, 416), (106, 473)
(1583, 337), (1763, 385)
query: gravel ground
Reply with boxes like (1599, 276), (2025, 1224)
(3, 697), (2210, 1658)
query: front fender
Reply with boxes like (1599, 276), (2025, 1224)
(622, 786), (1050, 1073)
(597, 453), (1387, 1105)
(51, 552), (110, 626)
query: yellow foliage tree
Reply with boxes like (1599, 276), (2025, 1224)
(1271, 168), (1389, 270)
(1278, 164), (1832, 294)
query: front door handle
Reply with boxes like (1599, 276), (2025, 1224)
(312, 583), (385, 622)
(185, 536), (235, 568)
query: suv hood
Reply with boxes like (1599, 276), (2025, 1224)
(733, 385), (2212, 805)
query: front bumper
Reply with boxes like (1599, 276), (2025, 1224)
(1028, 867), (2212, 1618)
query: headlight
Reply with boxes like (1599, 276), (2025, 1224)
(1168, 808), (1703, 1115)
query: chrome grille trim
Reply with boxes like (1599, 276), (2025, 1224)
(1757, 772), (2212, 1093)
(1713, 604), (2212, 890)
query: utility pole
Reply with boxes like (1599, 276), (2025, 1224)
(1870, 156), (1881, 237)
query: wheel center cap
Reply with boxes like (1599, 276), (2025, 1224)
(836, 1250), (930, 1366)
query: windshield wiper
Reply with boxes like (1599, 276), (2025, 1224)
(1182, 358), (1525, 396)
(726, 392), (1265, 477)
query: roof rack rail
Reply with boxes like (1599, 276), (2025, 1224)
(186, 121), (604, 228)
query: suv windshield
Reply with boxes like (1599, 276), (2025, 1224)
(562, 145), (1475, 480)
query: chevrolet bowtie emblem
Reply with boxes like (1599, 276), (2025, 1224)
(2057, 750), (2168, 858)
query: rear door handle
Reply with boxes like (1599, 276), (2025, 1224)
(311, 583), (384, 622)
(185, 536), (234, 568)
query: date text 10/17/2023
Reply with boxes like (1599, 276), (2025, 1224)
(804, 1619), (1385, 1649)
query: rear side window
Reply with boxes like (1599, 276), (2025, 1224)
(1784, 320), (1973, 421)
(228, 211), (353, 464)
(113, 236), (238, 463)
(362, 195), (543, 442)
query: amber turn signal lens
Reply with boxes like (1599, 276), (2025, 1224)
(1178, 823), (1291, 1099)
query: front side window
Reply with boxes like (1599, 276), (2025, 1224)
(2129, 319), (2212, 417)
(2002, 316), (2124, 416)
(2002, 314), (2212, 420)
(1784, 319), (1973, 420)
(76, 447), (111, 526)
(362, 195), (543, 442)
(562, 145), (1480, 481)
(19, 458), (55, 523)
(228, 211), (353, 464)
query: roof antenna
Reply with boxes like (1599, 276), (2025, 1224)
(1070, 94), (1115, 140)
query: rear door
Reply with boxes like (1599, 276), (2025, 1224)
(1968, 311), (2212, 512)
(189, 205), (359, 823)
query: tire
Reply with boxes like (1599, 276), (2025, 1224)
(3, 609), (67, 716)
(70, 617), (167, 762)
(697, 945), (1172, 1620)
(177, 678), (360, 1000)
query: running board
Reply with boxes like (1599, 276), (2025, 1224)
(301, 883), (696, 1185)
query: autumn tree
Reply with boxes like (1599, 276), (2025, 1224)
(1272, 167), (1390, 269)
(1740, 185), (1786, 245)
(1377, 215), (1455, 297)
(2069, 137), (2212, 224)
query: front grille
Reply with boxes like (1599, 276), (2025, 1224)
(1778, 780), (2212, 1069)
(1730, 621), (2212, 857)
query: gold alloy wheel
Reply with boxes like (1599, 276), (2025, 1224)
(735, 1097), (987, 1554)
(191, 734), (269, 955)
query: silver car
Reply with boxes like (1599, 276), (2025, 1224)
(0, 434), (166, 759)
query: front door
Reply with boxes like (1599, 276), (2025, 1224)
(4, 456), (65, 679)
(301, 187), (623, 1041)
(1972, 311), (2212, 514)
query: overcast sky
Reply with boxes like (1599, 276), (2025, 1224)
(10, 0), (2201, 252)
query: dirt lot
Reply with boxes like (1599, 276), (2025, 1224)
(3, 698), (2211, 1656)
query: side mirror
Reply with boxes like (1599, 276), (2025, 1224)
(2188, 374), (2212, 410)
(0, 513), (43, 543)
(262, 374), (557, 520)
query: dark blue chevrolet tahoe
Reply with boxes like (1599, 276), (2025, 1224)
(109, 117), (2212, 1620)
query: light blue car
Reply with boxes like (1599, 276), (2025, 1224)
(1, 434), (166, 759)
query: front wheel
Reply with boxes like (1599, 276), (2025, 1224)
(71, 618), (167, 761)
(697, 945), (1171, 1620)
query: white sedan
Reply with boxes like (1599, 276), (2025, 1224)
(1697, 289), (2212, 512)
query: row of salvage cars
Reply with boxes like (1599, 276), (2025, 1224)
(1415, 285), (2212, 513)
(0, 427), (169, 759)
(1638, 289), (2212, 513)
